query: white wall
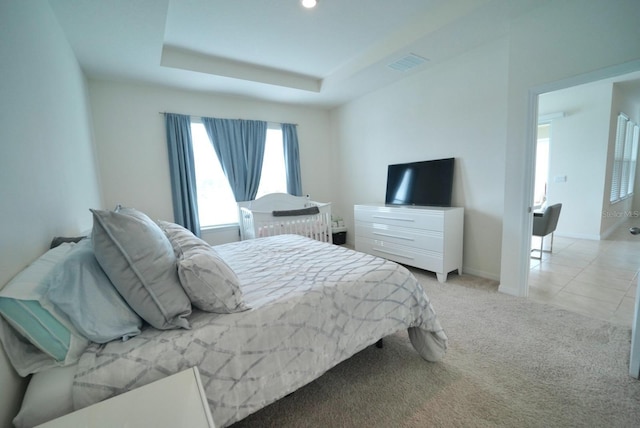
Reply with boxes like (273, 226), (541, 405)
(331, 38), (509, 280)
(538, 83), (613, 240)
(330, 0), (640, 290)
(500, 0), (640, 296)
(88, 81), (334, 244)
(0, 1), (103, 425)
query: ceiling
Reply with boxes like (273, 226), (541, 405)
(49, 0), (640, 108)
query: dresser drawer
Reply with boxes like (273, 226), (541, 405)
(355, 222), (443, 252)
(355, 237), (444, 273)
(354, 206), (444, 231)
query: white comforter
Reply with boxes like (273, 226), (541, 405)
(72, 235), (447, 427)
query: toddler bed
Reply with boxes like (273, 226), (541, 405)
(238, 193), (332, 243)
(0, 207), (447, 428)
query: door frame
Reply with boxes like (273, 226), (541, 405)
(631, 276), (640, 378)
(513, 60), (640, 378)
(503, 60), (640, 299)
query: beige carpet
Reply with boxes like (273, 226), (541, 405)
(232, 270), (640, 427)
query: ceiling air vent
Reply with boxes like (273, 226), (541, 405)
(387, 53), (429, 72)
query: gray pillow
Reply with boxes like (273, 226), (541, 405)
(157, 220), (248, 313)
(178, 246), (249, 313)
(46, 238), (143, 343)
(157, 220), (210, 257)
(90, 207), (191, 330)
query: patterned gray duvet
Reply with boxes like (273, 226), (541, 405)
(72, 235), (448, 427)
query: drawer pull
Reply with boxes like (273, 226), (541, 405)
(373, 248), (415, 260)
(372, 215), (415, 222)
(372, 231), (414, 241)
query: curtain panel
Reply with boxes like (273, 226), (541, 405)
(201, 118), (267, 202)
(282, 123), (303, 196)
(164, 113), (201, 236)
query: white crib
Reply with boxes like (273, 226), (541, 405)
(238, 193), (332, 243)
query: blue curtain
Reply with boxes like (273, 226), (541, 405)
(282, 123), (303, 196)
(164, 113), (201, 236)
(201, 118), (267, 202)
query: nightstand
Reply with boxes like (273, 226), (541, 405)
(36, 367), (214, 427)
(332, 226), (347, 245)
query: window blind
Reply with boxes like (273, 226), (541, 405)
(610, 113), (639, 203)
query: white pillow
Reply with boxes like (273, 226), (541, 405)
(0, 244), (90, 375)
(13, 365), (75, 428)
(0, 317), (60, 377)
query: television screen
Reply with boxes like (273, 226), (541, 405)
(385, 158), (455, 207)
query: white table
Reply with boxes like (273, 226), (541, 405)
(36, 367), (215, 427)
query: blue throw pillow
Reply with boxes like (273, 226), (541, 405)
(46, 238), (143, 343)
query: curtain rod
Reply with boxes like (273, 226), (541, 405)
(158, 112), (297, 126)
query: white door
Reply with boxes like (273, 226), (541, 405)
(631, 272), (640, 378)
(630, 227), (640, 379)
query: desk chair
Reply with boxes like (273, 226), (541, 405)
(531, 203), (562, 260)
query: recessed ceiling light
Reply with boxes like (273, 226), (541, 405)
(301, 0), (317, 9)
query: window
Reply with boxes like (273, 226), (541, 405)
(533, 124), (550, 209)
(610, 113), (640, 203)
(191, 122), (288, 227)
(255, 128), (287, 199)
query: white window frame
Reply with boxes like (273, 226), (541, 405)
(610, 113), (639, 204)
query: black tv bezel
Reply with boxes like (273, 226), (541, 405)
(384, 157), (455, 207)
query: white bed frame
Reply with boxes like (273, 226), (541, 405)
(238, 193), (332, 243)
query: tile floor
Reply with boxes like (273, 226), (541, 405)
(528, 218), (640, 327)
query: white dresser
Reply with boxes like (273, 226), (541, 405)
(354, 204), (463, 282)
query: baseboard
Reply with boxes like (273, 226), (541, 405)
(599, 215), (634, 240)
(556, 215), (635, 240)
(555, 232), (601, 241)
(461, 266), (500, 282)
(498, 283), (524, 297)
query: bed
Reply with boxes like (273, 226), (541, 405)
(238, 193), (332, 243)
(0, 207), (447, 428)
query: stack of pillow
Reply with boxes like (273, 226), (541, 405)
(0, 205), (248, 378)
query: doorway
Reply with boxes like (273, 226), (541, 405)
(525, 71), (640, 327)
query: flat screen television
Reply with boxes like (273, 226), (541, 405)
(385, 157), (455, 207)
